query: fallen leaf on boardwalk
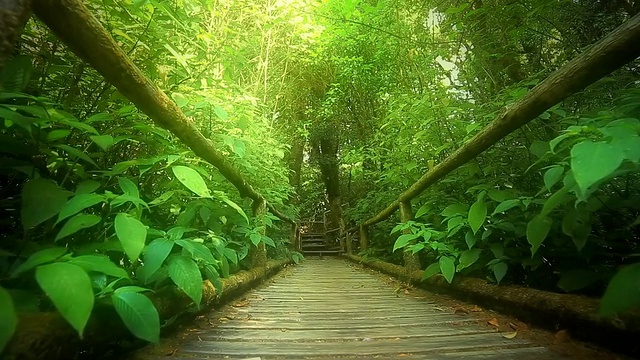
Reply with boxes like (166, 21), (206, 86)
(398, 353), (409, 356)
(404, 289), (410, 295)
(453, 306), (470, 315)
(434, 307), (446, 311)
(197, 336), (203, 341)
(165, 348), (178, 356)
(232, 300), (250, 307)
(554, 329), (570, 343)
(469, 305), (483, 312)
(502, 331), (518, 339)
(487, 318), (499, 327)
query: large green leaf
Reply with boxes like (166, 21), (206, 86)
(12, 247), (67, 277)
(168, 255), (203, 307)
(55, 214), (101, 241)
(57, 193), (105, 224)
(204, 264), (223, 296)
(112, 291), (160, 343)
(421, 262), (440, 281)
(600, 263), (640, 316)
(526, 215), (552, 255)
(439, 256), (455, 283)
(35, 263), (94, 337)
(493, 262), (508, 284)
(571, 140), (624, 196)
(0, 286), (18, 353)
(90, 135), (115, 151)
(69, 255), (129, 279)
(543, 166), (564, 191)
(141, 238), (174, 281)
(114, 214), (147, 262)
(457, 249), (481, 271)
(468, 199), (486, 234)
(492, 199), (520, 215)
(21, 178), (71, 230)
(172, 165), (211, 197)
(393, 233), (419, 252)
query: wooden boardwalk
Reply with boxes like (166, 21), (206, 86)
(134, 258), (564, 359)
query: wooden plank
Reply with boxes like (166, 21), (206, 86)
(132, 259), (562, 359)
(181, 333), (531, 356)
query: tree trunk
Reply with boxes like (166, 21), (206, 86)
(399, 200), (421, 277)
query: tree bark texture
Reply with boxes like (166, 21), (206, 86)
(250, 198), (268, 268)
(0, 0), (31, 70)
(358, 12), (640, 229)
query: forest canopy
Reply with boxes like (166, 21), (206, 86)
(0, 0), (639, 353)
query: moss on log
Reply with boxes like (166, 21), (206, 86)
(4, 259), (290, 360)
(344, 254), (640, 357)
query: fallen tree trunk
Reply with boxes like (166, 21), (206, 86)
(31, 0), (294, 224)
(356, 12), (640, 229)
(344, 254), (640, 357)
(4, 259), (290, 360)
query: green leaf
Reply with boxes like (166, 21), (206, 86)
(464, 231), (476, 249)
(393, 233), (420, 252)
(441, 203), (468, 217)
(415, 203), (431, 218)
(458, 249), (481, 271)
(55, 214), (101, 241)
(571, 140), (624, 196)
(223, 248), (238, 265)
(21, 178), (71, 230)
(168, 255), (202, 307)
(55, 144), (99, 168)
(543, 166), (564, 191)
(12, 247), (67, 277)
(220, 196), (249, 224)
(118, 177), (140, 198)
(526, 215), (552, 255)
(56, 194), (104, 224)
(492, 199), (520, 215)
(90, 135), (115, 151)
(439, 256), (455, 283)
(142, 238), (174, 281)
(112, 291), (160, 343)
(600, 263), (640, 316)
(172, 165), (211, 197)
(114, 214), (147, 262)
(75, 180), (101, 195)
(0, 286), (18, 353)
(204, 264), (223, 296)
(421, 262), (440, 281)
(47, 129), (71, 142)
(493, 262), (508, 284)
(69, 255), (129, 279)
(468, 199), (487, 234)
(35, 263), (94, 337)
(249, 233), (261, 246)
(213, 106), (228, 120)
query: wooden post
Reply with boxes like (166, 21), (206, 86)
(250, 198), (267, 268)
(359, 225), (369, 250)
(289, 223), (299, 251)
(399, 200), (421, 277)
(346, 231), (352, 255)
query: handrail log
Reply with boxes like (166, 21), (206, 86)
(353, 13), (640, 230)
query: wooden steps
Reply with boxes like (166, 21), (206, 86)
(300, 232), (342, 256)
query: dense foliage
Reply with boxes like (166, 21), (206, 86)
(0, 0), (639, 354)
